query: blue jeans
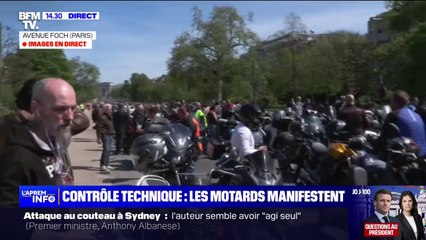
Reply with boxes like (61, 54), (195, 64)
(101, 134), (113, 167)
(186, 147), (200, 174)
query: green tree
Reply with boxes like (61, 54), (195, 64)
(69, 56), (101, 102)
(376, 1), (426, 97)
(167, 32), (205, 100)
(1, 49), (74, 109)
(262, 30), (374, 101)
(126, 73), (152, 102)
(4, 49), (73, 87)
(111, 80), (131, 100)
(191, 6), (258, 100)
(27, 49), (74, 83)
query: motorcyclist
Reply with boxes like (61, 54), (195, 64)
(293, 96), (304, 118)
(91, 103), (103, 144)
(375, 90), (426, 157)
(125, 104), (145, 154)
(337, 94), (368, 136)
(415, 98), (426, 126)
(177, 106), (202, 174)
(194, 102), (208, 133)
(221, 100), (236, 120)
(112, 104), (129, 155)
(231, 104), (267, 159)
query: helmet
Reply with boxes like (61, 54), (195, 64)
(325, 120), (346, 136)
(238, 104), (262, 129)
(348, 136), (367, 150)
(288, 120), (305, 135)
(272, 110), (294, 132)
(131, 133), (168, 172)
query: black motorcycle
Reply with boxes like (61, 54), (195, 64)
(272, 117), (368, 185)
(380, 123), (426, 185)
(208, 148), (282, 185)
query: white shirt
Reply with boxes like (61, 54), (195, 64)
(405, 215), (418, 239)
(231, 123), (257, 158)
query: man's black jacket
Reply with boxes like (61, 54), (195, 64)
(0, 125), (64, 207)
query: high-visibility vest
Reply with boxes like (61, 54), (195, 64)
(195, 109), (208, 129)
(192, 117), (203, 152)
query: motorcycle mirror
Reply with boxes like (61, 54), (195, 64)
(136, 175), (170, 186)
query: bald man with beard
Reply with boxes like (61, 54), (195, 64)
(0, 78), (77, 207)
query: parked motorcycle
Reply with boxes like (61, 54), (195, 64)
(208, 148), (282, 185)
(381, 123), (426, 185)
(131, 117), (203, 185)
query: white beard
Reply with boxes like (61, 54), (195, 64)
(55, 126), (72, 150)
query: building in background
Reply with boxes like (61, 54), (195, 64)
(99, 82), (114, 100)
(367, 12), (392, 47)
(255, 31), (318, 55)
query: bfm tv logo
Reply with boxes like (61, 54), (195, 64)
(22, 190), (56, 203)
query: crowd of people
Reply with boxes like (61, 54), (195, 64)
(2, 75), (426, 208)
(89, 99), (245, 173)
(89, 89), (426, 176)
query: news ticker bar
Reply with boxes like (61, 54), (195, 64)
(18, 186), (373, 208)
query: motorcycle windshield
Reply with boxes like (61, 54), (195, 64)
(247, 150), (274, 173)
(305, 116), (325, 137)
(165, 123), (192, 151)
(305, 115), (325, 135)
(145, 117), (173, 134)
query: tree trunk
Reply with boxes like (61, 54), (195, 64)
(216, 59), (223, 101)
(218, 78), (223, 101)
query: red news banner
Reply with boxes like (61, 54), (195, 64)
(364, 223), (400, 238)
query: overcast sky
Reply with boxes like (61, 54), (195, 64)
(0, 1), (387, 84)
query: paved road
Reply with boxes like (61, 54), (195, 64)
(69, 110), (216, 185)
